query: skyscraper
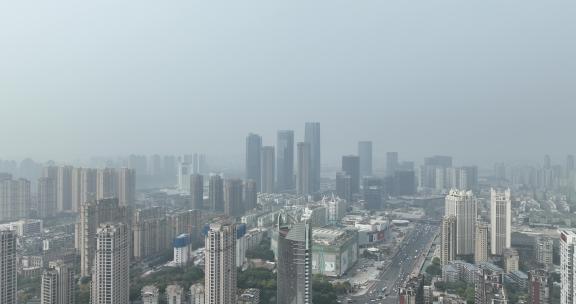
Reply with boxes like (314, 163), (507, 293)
(204, 222), (237, 304)
(0, 229), (17, 304)
(567, 155), (575, 176)
(71, 168), (97, 212)
(57, 166), (73, 212)
(41, 260), (75, 304)
(224, 179), (243, 217)
(358, 141), (373, 177)
(245, 133), (262, 191)
(190, 174), (204, 210)
(297, 142), (312, 196)
(440, 215), (457, 265)
(305, 122), (321, 193)
(276, 214), (312, 304)
(386, 152), (398, 177)
(0, 177), (31, 221)
(362, 177), (382, 210)
(117, 168), (136, 207)
(393, 170), (416, 196)
(141, 285), (160, 304)
(243, 179), (257, 211)
(260, 146), (275, 193)
(209, 175), (224, 212)
(491, 188), (511, 255)
(535, 237), (554, 269)
(528, 270), (550, 304)
(91, 223), (130, 304)
(335, 172), (352, 203)
(166, 285), (185, 304)
(445, 190), (477, 256)
(132, 207), (170, 260)
(560, 230), (576, 304)
(276, 130), (294, 192)
(96, 168), (117, 201)
(38, 177), (57, 218)
(77, 198), (129, 277)
(475, 221), (489, 264)
(342, 155), (360, 195)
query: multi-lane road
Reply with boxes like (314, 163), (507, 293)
(351, 223), (439, 304)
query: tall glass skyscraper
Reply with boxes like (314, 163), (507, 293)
(304, 122), (321, 193)
(245, 133), (262, 191)
(276, 130), (294, 192)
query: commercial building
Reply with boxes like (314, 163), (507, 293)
(246, 133), (262, 191)
(311, 228), (358, 277)
(0, 219), (43, 237)
(260, 146), (275, 194)
(91, 223), (130, 304)
(342, 155), (360, 195)
(276, 130), (295, 192)
(276, 214), (312, 304)
(336, 172), (352, 202)
(491, 188), (511, 255)
(386, 152), (398, 177)
(297, 142), (312, 196)
(358, 141), (373, 177)
(204, 222), (237, 304)
(305, 122), (321, 193)
(363, 177), (383, 210)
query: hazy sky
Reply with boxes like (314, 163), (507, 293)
(1, 0), (575, 167)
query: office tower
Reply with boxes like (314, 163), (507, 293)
(528, 270), (550, 304)
(297, 142), (312, 196)
(560, 230), (576, 304)
(305, 122), (321, 193)
(260, 146), (275, 193)
(363, 177), (383, 210)
(491, 188), (512, 255)
(535, 237), (554, 269)
(190, 283), (205, 304)
(41, 260), (75, 304)
(117, 168), (136, 207)
(166, 285), (185, 304)
(0, 177), (31, 221)
(38, 177), (57, 218)
(358, 141), (373, 178)
(132, 207), (170, 260)
(503, 248), (519, 273)
(475, 221), (489, 264)
(445, 190), (477, 256)
(393, 170), (416, 196)
(56, 166), (73, 212)
(190, 174), (204, 210)
(0, 229), (17, 304)
(335, 172), (352, 203)
(243, 179), (257, 211)
(141, 285), (160, 304)
(276, 214), (312, 304)
(245, 133), (262, 191)
(276, 130), (295, 192)
(77, 198), (129, 277)
(177, 162), (193, 192)
(209, 175), (224, 212)
(386, 152), (398, 177)
(440, 215), (457, 265)
(342, 155), (360, 195)
(96, 168), (117, 200)
(91, 223), (130, 304)
(224, 179), (243, 217)
(204, 222), (237, 304)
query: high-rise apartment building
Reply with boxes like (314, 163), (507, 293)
(132, 207), (170, 260)
(91, 223), (130, 304)
(528, 270), (550, 304)
(167, 209), (202, 244)
(245, 133), (262, 191)
(57, 166), (73, 212)
(166, 285), (185, 304)
(141, 285), (160, 304)
(475, 221), (489, 264)
(358, 141), (373, 177)
(190, 283), (205, 304)
(0, 177), (30, 221)
(491, 188), (511, 256)
(204, 222), (237, 304)
(71, 167), (97, 212)
(441, 215), (457, 265)
(445, 190), (477, 256)
(209, 175), (224, 212)
(297, 142), (312, 196)
(535, 237), (554, 269)
(386, 152), (398, 177)
(260, 146), (275, 193)
(276, 214), (312, 304)
(77, 198), (129, 277)
(117, 168), (136, 207)
(190, 174), (204, 210)
(41, 260), (75, 304)
(276, 130), (295, 192)
(342, 155), (360, 195)
(243, 179), (257, 212)
(304, 122), (321, 193)
(38, 177), (57, 218)
(503, 248), (519, 273)
(0, 229), (17, 304)
(560, 230), (576, 304)
(224, 179), (243, 217)
(96, 168), (117, 200)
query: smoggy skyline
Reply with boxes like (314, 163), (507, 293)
(1, 0), (575, 167)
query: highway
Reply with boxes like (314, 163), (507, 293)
(351, 223), (439, 304)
